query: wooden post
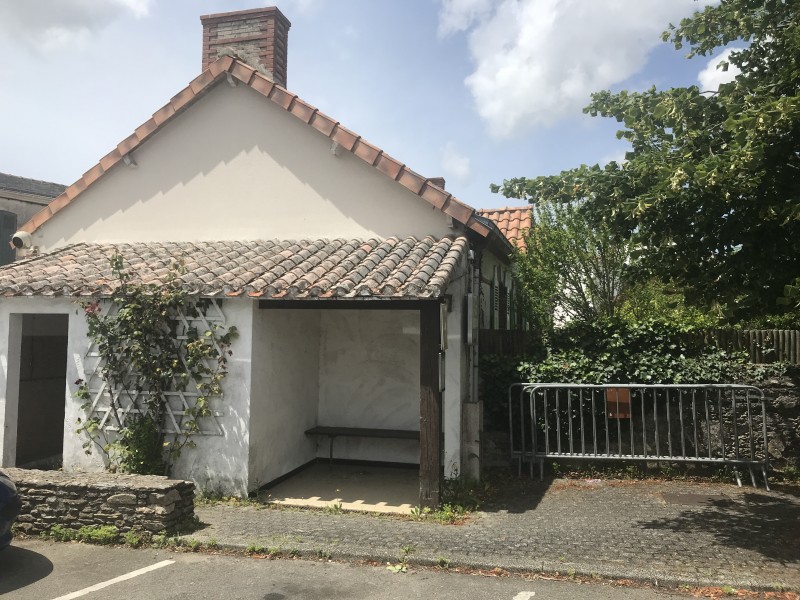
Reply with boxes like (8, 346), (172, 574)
(419, 302), (442, 509)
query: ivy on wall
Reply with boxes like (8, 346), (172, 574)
(75, 255), (238, 475)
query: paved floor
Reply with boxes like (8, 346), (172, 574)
(264, 464), (418, 514)
(5, 539), (681, 600)
(185, 476), (800, 591)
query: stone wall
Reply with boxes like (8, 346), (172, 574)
(757, 371), (800, 469)
(7, 469), (195, 536)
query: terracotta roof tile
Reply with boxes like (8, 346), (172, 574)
(19, 56), (489, 242)
(477, 206), (533, 251)
(0, 237), (467, 300)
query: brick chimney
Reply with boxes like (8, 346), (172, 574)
(200, 7), (291, 88)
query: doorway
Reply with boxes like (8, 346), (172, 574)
(14, 314), (68, 469)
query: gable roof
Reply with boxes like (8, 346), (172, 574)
(0, 172), (66, 199)
(477, 206), (532, 251)
(19, 55), (493, 242)
(0, 236), (466, 300)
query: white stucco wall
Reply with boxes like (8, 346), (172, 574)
(443, 251), (469, 479)
(32, 82), (453, 252)
(170, 299), (253, 496)
(0, 296), (253, 496)
(317, 310), (420, 464)
(248, 307), (320, 488)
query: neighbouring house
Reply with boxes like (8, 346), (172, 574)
(477, 206), (532, 332)
(0, 173), (65, 266)
(0, 7), (522, 506)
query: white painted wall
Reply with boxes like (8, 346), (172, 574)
(32, 82), (452, 251)
(0, 296), (253, 496)
(443, 251), (468, 478)
(317, 310), (420, 464)
(171, 299), (253, 496)
(248, 307), (320, 488)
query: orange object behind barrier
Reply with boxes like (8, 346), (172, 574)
(606, 387), (631, 419)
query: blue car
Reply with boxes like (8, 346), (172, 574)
(0, 470), (21, 549)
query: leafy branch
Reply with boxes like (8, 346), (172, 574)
(75, 254), (238, 475)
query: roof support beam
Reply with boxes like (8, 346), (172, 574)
(258, 299), (430, 310)
(419, 301), (443, 509)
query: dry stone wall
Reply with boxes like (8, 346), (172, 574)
(7, 469), (195, 535)
(757, 372), (800, 469)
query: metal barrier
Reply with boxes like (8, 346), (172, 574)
(509, 383), (770, 489)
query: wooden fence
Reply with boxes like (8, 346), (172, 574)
(684, 329), (800, 364)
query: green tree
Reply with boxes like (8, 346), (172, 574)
(494, 0), (800, 321)
(515, 199), (629, 328)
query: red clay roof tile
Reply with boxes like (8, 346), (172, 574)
(230, 61), (256, 84)
(375, 155), (403, 180)
(420, 184), (449, 210)
(397, 169), (426, 195)
(331, 126), (359, 151)
(269, 87), (295, 109)
(309, 111), (338, 137)
(477, 206), (533, 251)
(352, 139), (381, 165)
(290, 97), (316, 123)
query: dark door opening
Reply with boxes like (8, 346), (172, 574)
(15, 314), (68, 469)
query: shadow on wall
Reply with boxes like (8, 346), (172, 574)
(639, 490), (800, 561)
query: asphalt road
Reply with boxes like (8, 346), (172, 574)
(1, 539), (688, 600)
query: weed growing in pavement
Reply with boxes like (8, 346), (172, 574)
(386, 544), (415, 573)
(323, 502), (344, 515)
(408, 503), (469, 524)
(246, 543), (268, 554)
(721, 585), (737, 596)
(121, 529), (151, 548)
(44, 524), (119, 545)
(151, 534), (184, 549)
(436, 556), (450, 569)
(185, 538), (202, 552)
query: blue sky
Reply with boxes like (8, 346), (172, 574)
(0, 0), (734, 210)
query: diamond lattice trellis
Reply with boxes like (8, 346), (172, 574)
(77, 299), (229, 437)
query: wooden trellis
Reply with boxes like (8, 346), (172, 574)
(76, 299), (228, 437)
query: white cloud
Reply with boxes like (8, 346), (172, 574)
(438, 0), (495, 36)
(439, 0), (717, 138)
(441, 142), (472, 184)
(698, 47), (742, 92)
(0, 0), (151, 53)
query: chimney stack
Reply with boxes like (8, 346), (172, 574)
(201, 7), (291, 88)
(429, 177), (446, 190)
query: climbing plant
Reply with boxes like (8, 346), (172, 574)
(75, 254), (238, 475)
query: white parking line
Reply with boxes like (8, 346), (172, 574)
(50, 560), (175, 600)
(512, 593), (536, 600)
